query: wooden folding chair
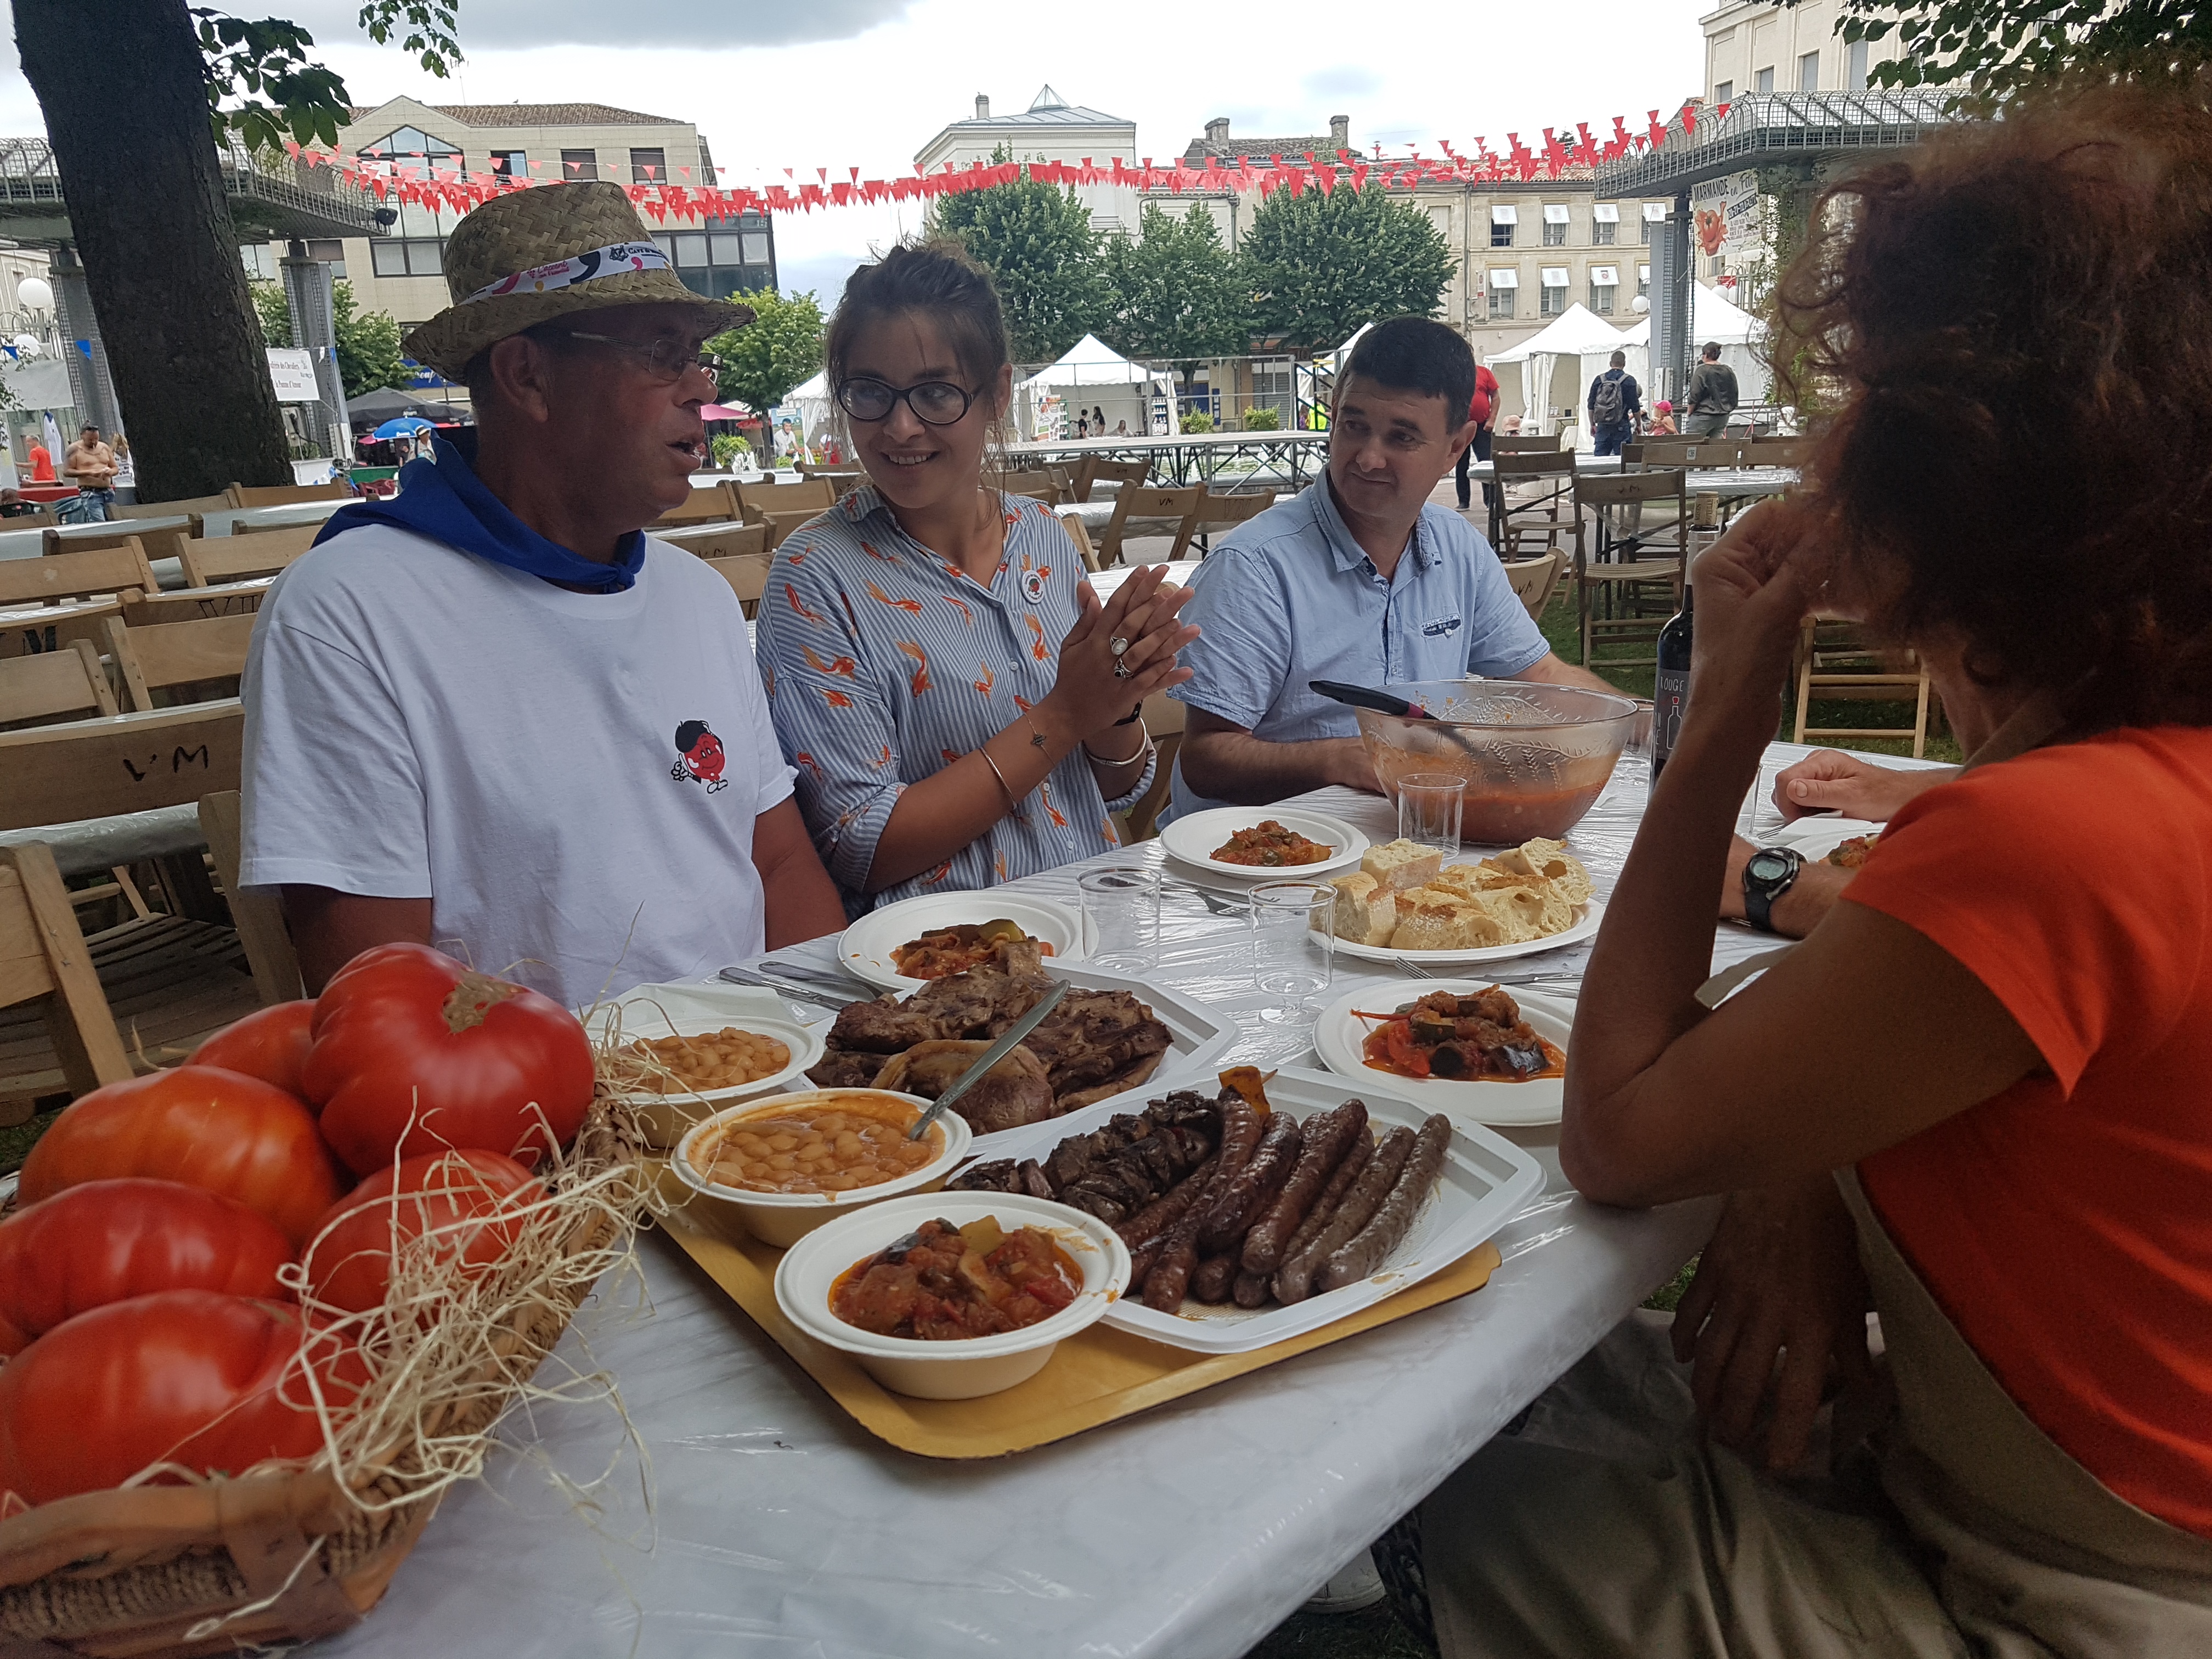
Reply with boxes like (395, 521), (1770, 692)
(47, 519), (198, 569)
(119, 585), (269, 627)
(177, 523), (317, 586)
(198, 791), (302, 1005)
(224, 482), (349, 507)
(1571, 471), (1689, 669)
(734, 477), (837, 519)
(0, 637), (117, 729)
(0, 539), (157, 608)
(1636, 437), (1756, 470)
(1747, 437), (1813, 469)
(755, 509), (820, 550)
(0, 506), (58, 529)
(1185, 488), (1273, 556)
(654, 483), (741, 527)
(997, 469), (1065, 503)
(1792, 617), (1933, 758)
(1492, 452), (1578, 557)
(1500, 552), (1567, 621)
(1060, 515), (1103, 574)
(1490, 433), (1562, 455)
(102, 613), (256, 712)
(659, 520), (769, 560)
(0, 841), (133, 1119)
(1069, 455), (1149, 504)
(1096, 486), (1204, 567)
(703, 555), (772, 617)
(117, 494), (229, 521)
(1110, 692), (1186, 844)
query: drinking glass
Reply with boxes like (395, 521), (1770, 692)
(1396, 773), (1466, 860)
(1248, 881), (1336, 1023)
(1078, 864), (1161, 972)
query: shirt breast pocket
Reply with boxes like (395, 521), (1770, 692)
(1421, 614), (1464, 640)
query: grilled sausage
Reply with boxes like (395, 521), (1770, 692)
(1273, 1125), (1414, 1304)
(1231, 1269), (1273, 1308)
(1316, 1115), (1453, 1294)
(1242, 1101), (1365, 1275)
(1209, 1089), (1262, 1195)
(1128, 1238), (1163, 1292)
(1190, 1250), (1240, 1304)
(1278, 1127), (1372, 1263)
(1142, 1154), (1232, 1312)
(1113, 1154), (1219, 1249)
(1199, 1108), (1301, 1251)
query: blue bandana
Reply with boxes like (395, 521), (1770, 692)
(314, 437), (647, 592)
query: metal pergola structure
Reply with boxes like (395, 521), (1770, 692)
(1007, 430), (1330, 490)
(0, 136), (388, 247)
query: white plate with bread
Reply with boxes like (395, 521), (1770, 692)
(1312, 836), (1604, 964)
(1157, 806), (1368, 881)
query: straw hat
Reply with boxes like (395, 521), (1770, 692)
(401, 181), (753, 378)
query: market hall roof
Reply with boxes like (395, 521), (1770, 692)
(343, 103), (689, 128)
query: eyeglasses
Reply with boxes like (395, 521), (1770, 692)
(557, 330), (719, 384)
(835, 377), (975, 426)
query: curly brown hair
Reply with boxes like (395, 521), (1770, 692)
(1775, 79), (2212, 729)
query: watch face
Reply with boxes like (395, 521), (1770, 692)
(1747, 849), (1795, 884)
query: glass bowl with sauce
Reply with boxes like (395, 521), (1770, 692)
(1353, 680), (1640, 844)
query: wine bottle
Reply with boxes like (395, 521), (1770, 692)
(1651, 583), (1694, 781)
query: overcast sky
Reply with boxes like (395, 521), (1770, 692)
(0, 0), (1710, 303)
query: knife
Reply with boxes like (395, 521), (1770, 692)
(758, 958), (871, 991)
(906, 980), (1069, 1142)
(718, 963), (860, 1013)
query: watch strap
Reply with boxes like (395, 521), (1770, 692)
(1743, 846), (1803, 934)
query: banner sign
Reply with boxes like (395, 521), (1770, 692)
(266, 347), (318, 404)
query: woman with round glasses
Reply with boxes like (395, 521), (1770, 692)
(756, 241), (1199, 909)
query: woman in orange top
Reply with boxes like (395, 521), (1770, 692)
(1411, 81), (2212, 1658)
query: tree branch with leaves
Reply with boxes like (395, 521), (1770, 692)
(1816, 0), (2212, 99)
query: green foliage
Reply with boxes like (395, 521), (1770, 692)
(1242, 405), (1282, 430)
(1822, 0), (2212, 99)
(1240, 184), (1455, 353)
(194, 2), (459, 151)
(709, 432), (753, 469)
(1180, 409), (1215, 433)
(928, 150), (1107, 362)
(249, 278), (409, 397)
(709, 289), (824, 417)
(1098, 203), (1250, 368)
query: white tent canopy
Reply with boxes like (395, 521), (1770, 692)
(767, 369), (834, 462)
(1621, 283), (1772, 408)
(1486, 303), (1628, 446)
(1016, 334), (1171, 437)
(1019, 333), (1154, 387)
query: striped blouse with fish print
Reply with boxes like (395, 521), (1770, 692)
(756, 485), (1154, 910)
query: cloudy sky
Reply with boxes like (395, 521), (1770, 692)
(0, 0), (1710, 303)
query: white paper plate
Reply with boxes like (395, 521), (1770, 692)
(837, 891), (1087, 992)
(1768, 816), (1885, 865)
(830, 960), (1238, 1163)
(1329, 896), (1603, 966)
(585, 981), (826, 1147)
(1313, 982), (1576, 1127)
(956, 1066), (1543, 1355)
(1158, 805), (1368, 879)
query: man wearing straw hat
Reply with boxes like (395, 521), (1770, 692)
(239, 182), (846, 1008)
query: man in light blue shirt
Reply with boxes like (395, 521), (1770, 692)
(1169, 316), (1621, 819)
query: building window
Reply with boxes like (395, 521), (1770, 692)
(358, 126), (461, 170)
(1642, 204), (1664, 244)
(370, 239), (444, 277)
(1754, 66), (1775, 93)
(1592, 204), (1619, 246)
(1490, 205), (1516, 247)
(561, 148), (598, 180)
(1715, 80), (1733, 104)
(1540, 268), (1568, 316)
(1487, 269), (1517, 319)
(1799, 50), (1821, 91)
(630, 148), (667, 184)
(1638, 264), (1651, 302)
(241, 245), (276, 280)
(491, 150), (528, 179)
(1847, 39), (1869, 89)
(1542, 205), (1568, 247)
(1589, 268), (1618, 314)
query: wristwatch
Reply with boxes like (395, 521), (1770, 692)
(1742, 846), (1803, 934)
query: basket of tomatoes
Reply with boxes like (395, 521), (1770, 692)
(0, 944), (650, 1656)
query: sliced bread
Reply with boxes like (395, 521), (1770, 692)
(1361, 837), (1444, 893)
(1391, 893), (1510, 951)
(1317, 871), (1398, 946)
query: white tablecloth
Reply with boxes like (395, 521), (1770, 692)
(320, 744), (1930, 1659)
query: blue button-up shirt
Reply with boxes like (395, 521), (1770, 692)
(1167, 479), (1549, 820)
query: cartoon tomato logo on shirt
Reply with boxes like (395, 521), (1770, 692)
(672, 720), (729, 793)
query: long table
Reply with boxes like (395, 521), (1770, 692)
(317, 743), (1936, 1659)
(1012, 430), (1330, 490)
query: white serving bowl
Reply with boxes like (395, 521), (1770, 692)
(774, 1192), (1131, 1400)
(672, 1090), (970, 1248)
(589, 983), (824, 1150)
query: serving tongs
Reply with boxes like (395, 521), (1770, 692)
(1308, 680), (1488, 763)
(906, 980), (1069, 1142)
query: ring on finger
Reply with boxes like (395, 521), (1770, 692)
(1113, 658), (1133, 680)
(1110, 636), (1130, 657)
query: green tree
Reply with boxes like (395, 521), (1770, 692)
(1239, 184), (1455, 354)
(928, 151), (1107, 362)
(251, 279), (409, 398)
(709, 289), (825, 416)
(1098, 203), (1250, 382)
(1819, 0), (2211, 99)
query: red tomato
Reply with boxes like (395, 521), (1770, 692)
(0, 1180), (293, 1355)
(189, 1001), (317, 1101)
(300, 1149), (539, 1314)
(18, 1068), (345, 1247)
(303, 943), (594, 1174)
(0, 1291), (346, 1506)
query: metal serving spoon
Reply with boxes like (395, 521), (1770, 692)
(906, 981), (1069, 1142)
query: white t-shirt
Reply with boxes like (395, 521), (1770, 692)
(240, 524), (792, 1011)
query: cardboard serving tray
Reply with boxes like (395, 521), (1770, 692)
(654, 1169), (1501, 1459)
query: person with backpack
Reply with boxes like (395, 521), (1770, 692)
(1683, 341), (1740, 438)
(1585, 350), (1641, 456)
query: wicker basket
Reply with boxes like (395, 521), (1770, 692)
(0, 1112), (644, 1657)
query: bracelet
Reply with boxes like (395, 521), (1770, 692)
(1113, 703), (1144, 726)
(978, 745), (1024, 816)
(1083, 729), (1154, 768)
